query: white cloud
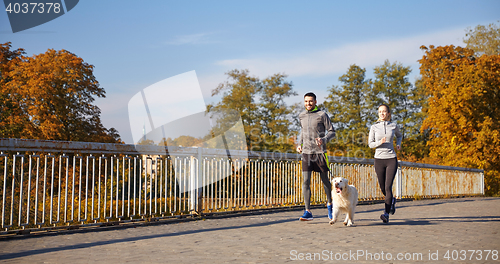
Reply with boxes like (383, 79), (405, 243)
(165, 32), (218, 45)
(214, 27), (466, 78)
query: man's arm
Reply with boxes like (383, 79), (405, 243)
(297, 114), (304, 152)
(321, 113), (335, 143)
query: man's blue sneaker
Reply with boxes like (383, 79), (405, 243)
(299, 210), (313, 221)
(380, 212), (389, 223)
(327, 204), (333, 220)
(390, 197), (396, 215)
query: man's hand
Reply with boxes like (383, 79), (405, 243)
(296, 145), (302, 153)
(315, 138), (323, 146)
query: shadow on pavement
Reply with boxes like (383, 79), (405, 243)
(350, 198), (490, 215)
(0, 217), (298, 260)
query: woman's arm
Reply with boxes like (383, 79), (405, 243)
(368, 125), (382, 149)
(395, 125), (403, 150)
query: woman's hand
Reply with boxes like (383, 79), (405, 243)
(380, 137), (386, 144)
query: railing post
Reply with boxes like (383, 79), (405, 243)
(197, 147), (203, 213)
(395, 165), (402, 199)
(481, 171), (485, 195)
(189, 147), (203, 214)
(189, 152), (196, 212)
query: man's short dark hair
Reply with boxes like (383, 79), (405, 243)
(304, 92), (316, 100)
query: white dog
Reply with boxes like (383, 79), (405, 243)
(330, 177), (358, 227)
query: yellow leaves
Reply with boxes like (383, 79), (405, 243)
(420, 45), (500, 195)
(1, 43), (119, 143)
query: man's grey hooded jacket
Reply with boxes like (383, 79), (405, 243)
(298, 106), (335, 154)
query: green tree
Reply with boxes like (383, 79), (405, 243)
(398, 77), (430, 162)
(207, 69), (297, 152)
(323, 64), (372, 158)
(370, 60), (431, 162)
(207, 69), (261, 150)
(371, 60), (414, 138)
(258, 73), (297, 152)
(289, 101), (304, 143)
(0, 42), (120, 143)
(464, 21), (500, 56)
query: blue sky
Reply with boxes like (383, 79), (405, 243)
(1, 0), (499, 143)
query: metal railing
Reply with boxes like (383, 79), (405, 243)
(0, 138), (484, 233)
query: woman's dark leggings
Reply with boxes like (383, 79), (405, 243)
(374, 157), (398, 213)
(303, 171), (332, 211)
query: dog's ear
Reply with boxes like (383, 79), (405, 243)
(344, 178), (349, 185)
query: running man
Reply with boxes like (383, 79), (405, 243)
(296, 92), (335, 221)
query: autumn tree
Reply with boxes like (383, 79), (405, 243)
(0, 42), (26, 138)
(159, 136), (202, 147)
(323, 64), (372, 158)
(0, 42), (120, 143)
(464, 21), (500, 56)
(419, 45), (500, 196)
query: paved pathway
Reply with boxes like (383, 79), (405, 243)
(0, 197), (499, 263)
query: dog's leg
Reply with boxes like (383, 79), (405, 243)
(343, 213), (349, 226)
(343, 207), (354, 226)
(329, 207), (340, 225)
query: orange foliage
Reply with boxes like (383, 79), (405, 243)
(0, 42), (120, 143)
(419, 45), (500, 195)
